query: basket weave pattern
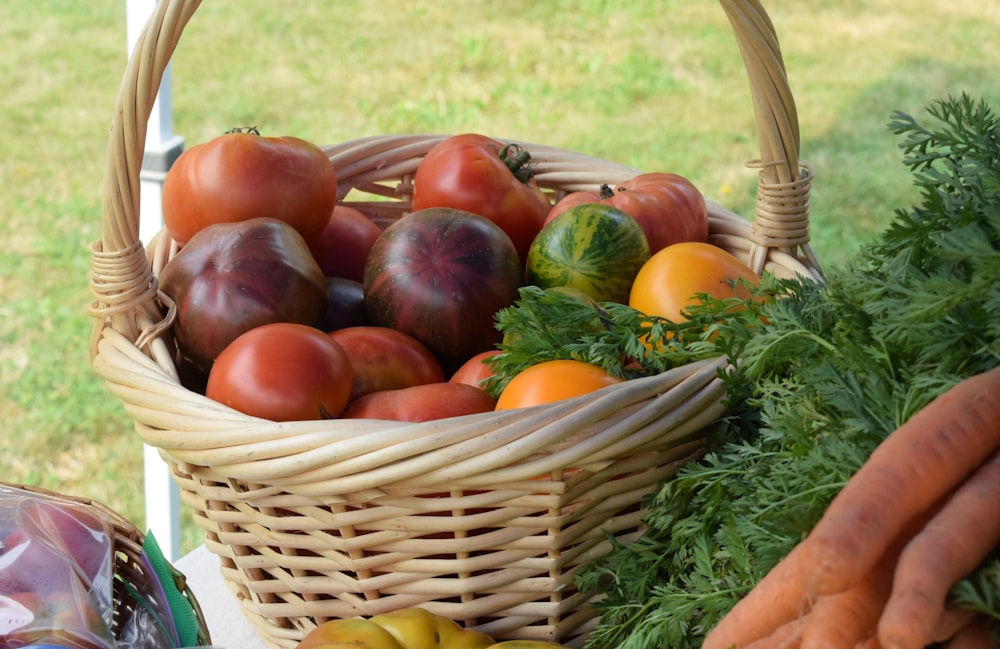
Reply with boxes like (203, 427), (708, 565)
(90, 1), (821, 647)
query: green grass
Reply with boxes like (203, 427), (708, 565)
(2, 1), (998, 554)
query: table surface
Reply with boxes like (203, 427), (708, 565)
(175, 545), (269, 649)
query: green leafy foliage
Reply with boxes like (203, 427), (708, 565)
(484, 282), (764, 398)
(576, 93), (1000, 649)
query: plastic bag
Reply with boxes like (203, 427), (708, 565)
(0, 487), (211, 649)
(0, 486), (116, 649)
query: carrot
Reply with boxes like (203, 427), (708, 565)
(797, 366), (1000, 597)
(742, 617), (806, 649)
(945, 616), (1000, 649)
(929, 608), (979, 644)
(702, 543), (811, 649)
(877, 448), (1000, 649)
(797, 505), (939, 649)
(853, 638), (882, 649)
(799, 548), (897, 649)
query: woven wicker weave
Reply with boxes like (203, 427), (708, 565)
(89, 1), (822, 647)
(2, 482), (211, 647)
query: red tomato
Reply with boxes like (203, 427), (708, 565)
(206, 323), (353, 421)
(411, 133), (551, 262)
(449, 350), (501, 388)
(308, 205), (383, 282)
(342, 382), (497, 422)
(162, 128), (337, 246)
(546, 173), (708, 253)
(329, 326), (445, 400)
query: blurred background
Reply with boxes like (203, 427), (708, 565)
(2, 0), (998, 552)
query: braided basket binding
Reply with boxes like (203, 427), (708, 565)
(90, 1), (821, 647)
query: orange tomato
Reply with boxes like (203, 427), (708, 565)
(495, 359), (623, 410)
(628, 241), (760, 322)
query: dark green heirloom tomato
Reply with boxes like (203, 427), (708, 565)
(526, 203), (650, 304)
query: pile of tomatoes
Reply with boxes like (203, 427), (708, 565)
(157, 128), (759, 423)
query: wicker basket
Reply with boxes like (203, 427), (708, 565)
(89, 1), (822, 647)
(1, 482), (211, 647)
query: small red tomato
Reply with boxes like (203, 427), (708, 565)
(342, 382), (497, 422)
(206, 323), (353, 421)
(308, 205), (383, 282)
(162, 128), (337, 246)
(449, 350), (501, 389)
(329, 326), (444, 400)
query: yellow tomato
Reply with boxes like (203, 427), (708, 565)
(628, 241), (760, 322)
(495, 359), (623, 410)
(369, 607), (494, 649)
(484, 642), (571, 648)
(297, 618), (403, 649)
(297, 608), (496, 649)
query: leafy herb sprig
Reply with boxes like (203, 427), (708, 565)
(483, 283), (768, 399)
(577, 93), (1000, 649)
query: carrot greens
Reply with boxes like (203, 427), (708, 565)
(577, 93), (1000, 648)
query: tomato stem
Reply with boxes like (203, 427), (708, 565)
(499, 143), (533, 184)
(225, 125), (261, 135)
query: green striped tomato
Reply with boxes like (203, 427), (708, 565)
(525, 203), (650, 304)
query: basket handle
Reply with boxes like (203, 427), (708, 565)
(90, 0), (201, 356)
(91, 0), (817, 353)
(720, 0), (819, 273)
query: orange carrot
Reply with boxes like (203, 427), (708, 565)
(799, 548), (897, 649)
(742, 617), (806, 649)
(702, 543), (811, 649)
(800, 501), (943, 649)
(878, 448), (1000, 649)
(945, 616), (1000, 649)
(853, 638), (882, 649)
(797, 366), (1000, 596)
(929, 608), (979, 644)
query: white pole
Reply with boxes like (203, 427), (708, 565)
(127, 0), (186, 561)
